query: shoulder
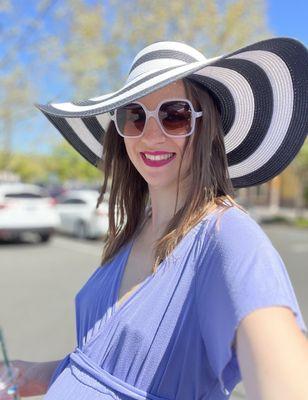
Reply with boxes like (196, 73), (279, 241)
(208, 205), (271, 248)
(195, 205), (277, 274)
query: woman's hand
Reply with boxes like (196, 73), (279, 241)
(0, 361), (19, 399)
(0, 359), (60, 398)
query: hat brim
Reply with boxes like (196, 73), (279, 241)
(35, 37), (308, 188)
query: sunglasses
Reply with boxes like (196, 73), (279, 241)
(109, 98), (203, 138)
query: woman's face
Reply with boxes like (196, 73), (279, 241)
(123, 79), (194, 189)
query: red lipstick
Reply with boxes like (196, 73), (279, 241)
(140, 151), (176, 168)
(143, 151), (175, 155)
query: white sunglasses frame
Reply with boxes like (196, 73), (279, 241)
(109, 98), (203, 138)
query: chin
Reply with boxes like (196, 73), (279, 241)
(146, 176), (178, 189)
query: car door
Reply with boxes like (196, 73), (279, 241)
(56, 197), (87, 234)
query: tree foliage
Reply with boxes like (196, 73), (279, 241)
(54, 0), (271, 98)
(1, 0), (272, 183)
(47, 142), (102, 183)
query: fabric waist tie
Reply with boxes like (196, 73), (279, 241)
(69, 348), (169, 400)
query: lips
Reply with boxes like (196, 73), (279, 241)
(142, 151), (176, 156)
(140, 152), (176, 167)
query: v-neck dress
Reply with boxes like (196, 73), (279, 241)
(44, 206), (307, 400)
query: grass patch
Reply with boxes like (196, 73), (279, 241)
(261, 215), (291, 225)
(293, 217), (308, 229)
(261, 215), (308, 229)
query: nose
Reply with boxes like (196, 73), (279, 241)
(141, 115), (166, 143)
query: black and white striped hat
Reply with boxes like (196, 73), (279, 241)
(36, 37), (308, 188)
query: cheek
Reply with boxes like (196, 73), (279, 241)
(182, 147), (193, 172)
(124, 140), (145, 175)
(177, 137), (192, 164)
(123, 138), (130, 154)
(179, 143), (194, 179)
(124, 139), (137, 163)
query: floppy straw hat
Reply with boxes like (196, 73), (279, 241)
(35, 37), (308, 188)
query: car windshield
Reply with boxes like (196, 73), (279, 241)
(4, 192), (47, 199)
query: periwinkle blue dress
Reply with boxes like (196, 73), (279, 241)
(44, 206), (307, 399)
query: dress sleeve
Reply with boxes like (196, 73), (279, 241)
(47, 353), (71, 390)
(195, 207), (308, 395)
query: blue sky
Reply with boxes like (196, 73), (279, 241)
(267, 0), (307, 44)
(4, 0), (308, 155)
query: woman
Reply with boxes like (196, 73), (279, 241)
(1, 38), (308, 399)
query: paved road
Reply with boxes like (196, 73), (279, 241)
(0, 224), (307, 399)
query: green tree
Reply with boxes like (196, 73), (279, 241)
(52, 0), (270, 98)
(0, 68), (33, 170)
(1, 0), (271, 185)
(109, 0), (270, 60)
(0, 151), (48, 182)
(48, 142), (102, 183)
(0, 0), (51, 168)
(48, 0), (122, 99)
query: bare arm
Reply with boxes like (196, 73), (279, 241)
(235, 306), (308, 400)
(0, 359), (61, 398)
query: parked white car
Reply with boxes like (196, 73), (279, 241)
(0, 183), (60, 242)
(55, 190), (109, 239)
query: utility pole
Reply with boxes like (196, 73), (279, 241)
(269, 176), (281, 213)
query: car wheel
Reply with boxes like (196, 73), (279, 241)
(75, 221), (88, 240)
(39, 233), (51, 243)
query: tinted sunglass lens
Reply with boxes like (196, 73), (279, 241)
(116, 104), (145, 136)
(159, 101), (192, 135)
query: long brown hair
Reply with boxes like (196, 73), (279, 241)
(96, 78), (246, 271)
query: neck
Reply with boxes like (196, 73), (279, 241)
(145, 178), (191, 239)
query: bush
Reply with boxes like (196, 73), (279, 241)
(261, 215), (292, 225)
(294, 217), (308, 229)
